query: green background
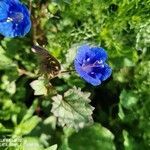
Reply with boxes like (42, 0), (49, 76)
(0, 0), (150, 149)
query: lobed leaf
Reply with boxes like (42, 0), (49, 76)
(51, 87), (94, 130)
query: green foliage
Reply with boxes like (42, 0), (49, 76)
(119, 90), (139, 109)
(45, 144), (57, 150)
(23, 137), (43, 150)
(51, 87), (94, 130)
(30, 78), (48, 96)
(118, 60), (150, 149)
(68, 123), (115, 150)
(14, 100), (41, 136)
(0, 0), (150, 150)
(136, 19), (150, 51)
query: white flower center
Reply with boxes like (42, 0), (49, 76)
(8, 12), (24, 23)
(81, 58), (104, 73)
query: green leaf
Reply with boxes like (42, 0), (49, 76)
(1, 75), (16, 95)
(48, 2), (59, 14)
(14, 101), (41, 136)
(30, 78), (47, 96)
(136, 19), (150, 50)
(122, 130), (148, 150)
(68, 123), (116, 150)
(0, 46), (13, 69)
(23, 137), (44, 150)
(119, 90), (139, 109)
(51, 87), (94, 130)
(64, 45), (78, 68)
(134, 61), (150, 92)
(123, 130), (137, 150)
(59, 127), (74, 150)
(44, 116), (57, 130)
(0, 98), (21, 121)
(0, 123), (12, 133)
(14, 116), (41, 136)
(21, 100), (38, 122)
(45, 144), (58, 150)
(118, 104), (125, 120)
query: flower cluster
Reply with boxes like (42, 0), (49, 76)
(0, 1), (112, 87)
(0, 0), (31, 37)
(74, 45), (112, 86)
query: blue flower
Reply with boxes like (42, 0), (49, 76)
(74, 45), (112, 86)
(0, 0), (31, 37)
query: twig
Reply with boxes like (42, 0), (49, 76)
(18, 68), (37, 78)
(29, 0), (32, 13)
(61, 70), (75, 74)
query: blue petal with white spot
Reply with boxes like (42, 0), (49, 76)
(0, 0), (31, 37)
(74, 45), (112, 86)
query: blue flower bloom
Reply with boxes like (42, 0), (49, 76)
(74, 45), (112, 86)
(0, 0), (31, 37)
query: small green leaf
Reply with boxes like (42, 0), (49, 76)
(0, 98), (21, 121)
(44, 116), (57, 129)
(51, 87), (94, 130)
(23, 137), (43, 150)
(0, 46), (13, 69)
(21, 100), (38, 122)
(123, 130), (135, 150)
(68, 123), (116, 150)
(48, 2), (59, 14)
(123, 58), (135, 67)
(14, 100), (41, 136)
(120, 90), (139, 109)
(45, 144), (57, 150)
(0, 123), (12, 133)
(134, 61), (150, 92)
(136, 19), (150, 50)
(64, 45), (78, 68)
(118, 104), (125, 120)
(14, 116), (41, 136)
(1, 75), (16, 95)
(122, 130), (147, 150)
(30, 79), (47, 96)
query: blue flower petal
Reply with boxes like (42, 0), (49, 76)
(75, 44), (91, 64)
(74, 61), (101, 86)
(100, 64), (112, 81)
(0, 22), (14, 37)
(0, 0), (31, 37)
(0, 2), (8, 20)
(90, 47), (108, 62)
(91, 64), (112, 80)
(74, 44), (112, 86)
